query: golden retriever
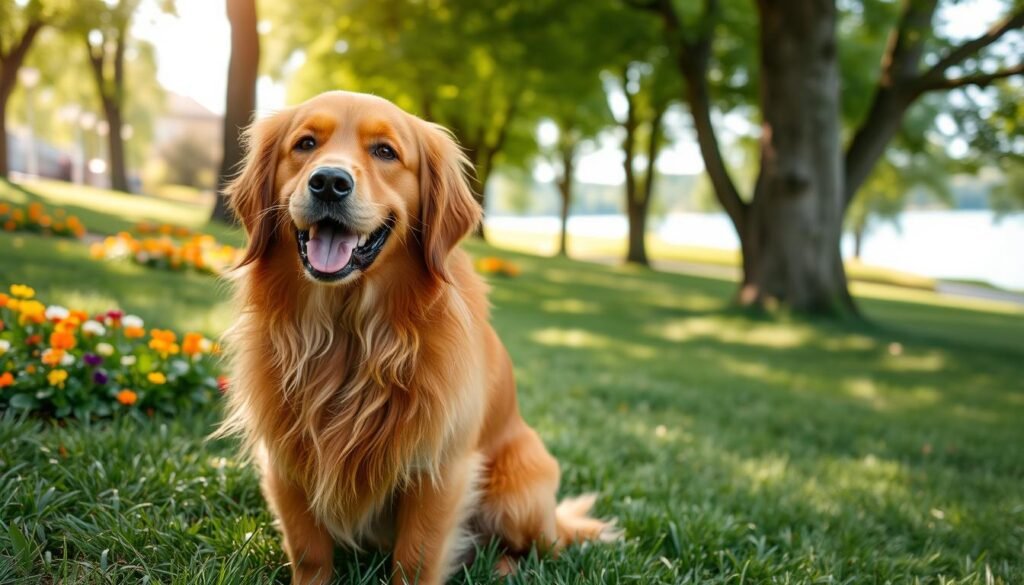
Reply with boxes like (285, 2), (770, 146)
(217, 91), (617, 584)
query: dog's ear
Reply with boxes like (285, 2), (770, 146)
(226, 109), (294, 267)
(417, 122), (483, 283)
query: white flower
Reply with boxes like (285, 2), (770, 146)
(95, 342), (115, 356)
(82, 320), (107, 336)
(199, 338), (213, 353)
(121, 355), (137, 367)
(0, 339), (10, 355)
(45, 305), (70, 321)
(60, 352), (75, 366)
(122, 315), (144, 329)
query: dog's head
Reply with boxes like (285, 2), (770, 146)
(227, 91), (481, 286)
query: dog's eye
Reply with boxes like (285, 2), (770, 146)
(371, 144), (398, 161)
(295, 136), (317, 152)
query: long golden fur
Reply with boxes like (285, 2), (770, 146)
(217, 91), (618, 584)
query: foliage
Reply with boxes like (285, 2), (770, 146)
(0, 284), (222, 420)
(0, 200), (85, 238)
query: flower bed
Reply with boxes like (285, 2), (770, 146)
(0, 284), (224, 420)
(90, 232), (241, 275)
(0, 201), (86, 239)
(475, 256), (521, 277)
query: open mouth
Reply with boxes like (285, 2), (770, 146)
(296, 216), (394, 282)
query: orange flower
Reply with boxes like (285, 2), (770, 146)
(181, 332), (204, 356)
(25, 364), (37, 374)
(41, 348), (65, 366)
(0, 293), (8, 307)
(149, 329), (179, 357)
(476, 257), (504, 273)
(117, 389), (138, 405)
(0, 372), (13, 388)
(50, 330), (77, 351)
(124, 326), (145, 339)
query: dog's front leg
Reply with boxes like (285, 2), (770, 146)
(392, 454), (481, 585)
(262, 463), (335, 585)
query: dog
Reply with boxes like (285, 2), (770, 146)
(216, 91), (618, 584)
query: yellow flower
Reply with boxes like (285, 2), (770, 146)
(147, 372), (166, 385)
(47, 369), (69, 388)
(17, 300), (45, 325)
(10, 284), (35, 299)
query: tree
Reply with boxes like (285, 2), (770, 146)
(533, 5), (617, 257)
(612, 59), (678, 266)
(0, 0), (50, 179)
(66, 0), (141, 192)
(269, 0), (573, 240)
(211, 0), (259, 224)
(632, 0), (1024, 315)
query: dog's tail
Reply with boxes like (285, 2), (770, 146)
(554, 493), (622, 547)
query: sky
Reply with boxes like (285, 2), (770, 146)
(133, 0), (1005, 186)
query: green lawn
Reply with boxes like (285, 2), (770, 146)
(1, 181), (1023, 583)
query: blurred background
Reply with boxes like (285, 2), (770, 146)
(2, 0), (1022, 303)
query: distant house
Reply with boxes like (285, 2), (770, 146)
(153, 92), (222, 155)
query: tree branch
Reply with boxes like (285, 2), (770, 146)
(880, 0), (939, 88)
(917, 62), (1024, 92)
(670, 0), (747, 229)
(920, 8), (1024, 82)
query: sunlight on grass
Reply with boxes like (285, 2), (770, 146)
(530, 327), (657, 359)
(540, 298), (602, 314)
(652, 317), (810, 348)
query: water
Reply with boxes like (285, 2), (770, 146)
(487, 210), (1024, 291)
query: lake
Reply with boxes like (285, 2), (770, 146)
(486, 210), (1024, 291)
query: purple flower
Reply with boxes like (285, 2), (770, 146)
(84, 353), (103, 367)
(92, 370), (109, 385)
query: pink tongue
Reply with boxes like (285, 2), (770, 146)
(306, 225), (358, 274)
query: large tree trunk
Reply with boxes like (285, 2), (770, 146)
(740, 0), (854, 314)
(102, 98), (128, 192)
(212, 0), (259, 224)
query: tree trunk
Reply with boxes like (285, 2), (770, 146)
(0, 20), (44, 179)
(0, 88), (10, 179)
(556, 143), (575, 257)
(84, 34), (129, 192)
(740, 0), (854, 315)
(102, 99), (129, 192)
(853, 226), (864, 259)
(212, 0), (260, 224)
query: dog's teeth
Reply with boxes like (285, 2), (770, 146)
(358, 235), (367, 247)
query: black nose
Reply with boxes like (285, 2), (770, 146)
(308, 167), (354, 202)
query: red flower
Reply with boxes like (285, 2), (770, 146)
(25, 334), (42, 345)
(217, 375), (230, 394)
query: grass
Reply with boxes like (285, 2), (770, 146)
(1, 181), (1023, 583)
